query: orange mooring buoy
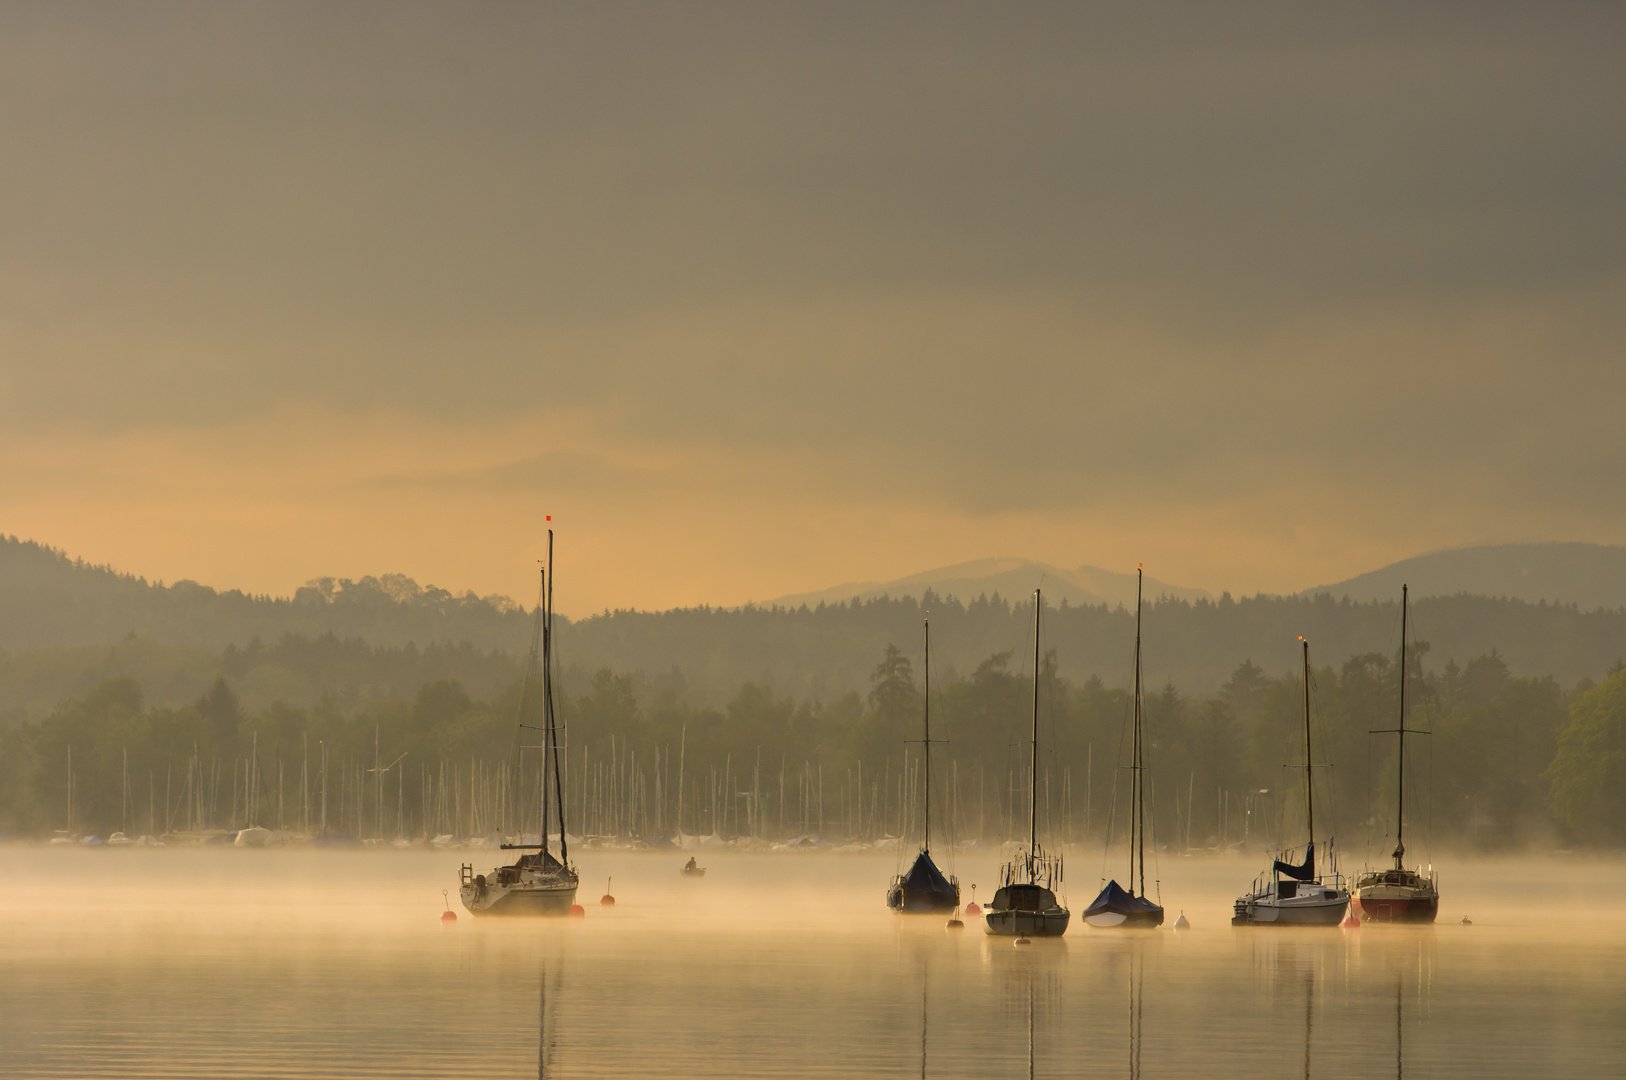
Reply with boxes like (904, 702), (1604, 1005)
(965, 885), (981, 917)
(600, 876), (616, 906)
(1341, 912), (1360, 928)
(440, 890), (457, 924)
(569, 904), (585, 918)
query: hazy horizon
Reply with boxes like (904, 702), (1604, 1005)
(3, 3), (1623, 615)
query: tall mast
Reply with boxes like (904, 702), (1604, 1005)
(1030, 590), (1042, 860)
(1395, 584), (1407, 869)
(1133, 566), (1144, 897)
(547, 529), (569, 865)
(1301, 637), (1313, 852)
(922, 618), (932, 855)
(520, 562), (547, 855)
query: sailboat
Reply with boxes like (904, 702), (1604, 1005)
(887, 618), (961, 914)
(460, 530), (581, 916)
(1084, 567), (1165, 929)
(1351, 584), (1439, 923)
(983, 590), (1070, 938)
(1232, 636), (1349, 925)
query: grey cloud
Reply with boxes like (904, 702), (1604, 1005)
(0, 1), (1622, 526)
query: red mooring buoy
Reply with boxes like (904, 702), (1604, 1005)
(1341, 913), (1360, 929)
(569, 904), (586, 918)
(965, 903), (982, 916)
(440, 890), (457, 924)
(600, 877), (616, 906)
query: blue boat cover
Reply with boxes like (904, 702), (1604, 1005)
(1273, 842), (1316, 881)
(1083, 879), (1162, 919)
(902, 850), (956, 900)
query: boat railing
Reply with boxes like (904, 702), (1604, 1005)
(998, 847), (1062, 889)
(1248, 868), (1349, 895)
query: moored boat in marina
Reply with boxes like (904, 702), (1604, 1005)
(461, 530), (579, 917)
(1233, 846), (1349, 926)
(1233, 636), (1349, 927)
(887, 618), (960, 914)
(1084, 567), (1164, 930)
(1351, 585), (1439, 924)
(984, 589), (1070, 938)
(1350, 865), (1437, 923)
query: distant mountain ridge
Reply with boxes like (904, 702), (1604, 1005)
(768, 557), (1211, 611)
(1300, 542), (1626, 611)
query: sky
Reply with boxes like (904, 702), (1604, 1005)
(1, 2), (1623, 614)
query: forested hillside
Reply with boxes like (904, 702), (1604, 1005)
(6, 536), (1626, 850)
(560, 590), (1626, 705)
(7, 536), (1626, 717)
(0, 536), (530, 652)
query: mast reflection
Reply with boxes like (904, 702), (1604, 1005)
(1395, 974), (1404, 1080)
(538, 957), (564, 1079)
(1127, 947), (1143, 1080)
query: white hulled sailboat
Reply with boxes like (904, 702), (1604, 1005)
(460, 530), (580, 916)
(1233, 636), (1348, 926)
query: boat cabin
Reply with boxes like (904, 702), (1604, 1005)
(1276, 880), (1341, 901)
(990, 883), (1059, 912)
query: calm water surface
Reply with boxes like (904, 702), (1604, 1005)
(1, 848), (1621, 1078)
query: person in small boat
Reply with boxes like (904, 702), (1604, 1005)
(684, 857), (698, 872)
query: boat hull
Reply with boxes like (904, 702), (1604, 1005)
(1232, 893), (1347, 926)
(983, 907), (1070, 937)
(461, 881), (578, 916)
(1351, 893), (1438, 924)
(1081, 880), (1164, 929)
(1083, 908), (1164, 929)
(887, 885), (960, 914)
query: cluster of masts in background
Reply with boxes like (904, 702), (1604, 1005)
(41, 536), (1442, 933)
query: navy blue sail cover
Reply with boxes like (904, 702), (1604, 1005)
(1083, 879), (1162, 920)
(1273, 842), (1316, 881)
(901, 850), (956, 899)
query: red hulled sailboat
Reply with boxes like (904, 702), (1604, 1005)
(1351, 584), (1438, 924)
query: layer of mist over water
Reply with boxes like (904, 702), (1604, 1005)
(1, 848), (1622, 1078)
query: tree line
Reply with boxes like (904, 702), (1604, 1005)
(9, 534), (1626, 710)
(4, 632), (1624, 851)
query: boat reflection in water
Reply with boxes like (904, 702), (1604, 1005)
(1126, 946), (1144, 1080)
(1393, 975), (1405, 1080)
(537, 957), (565, 1080)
